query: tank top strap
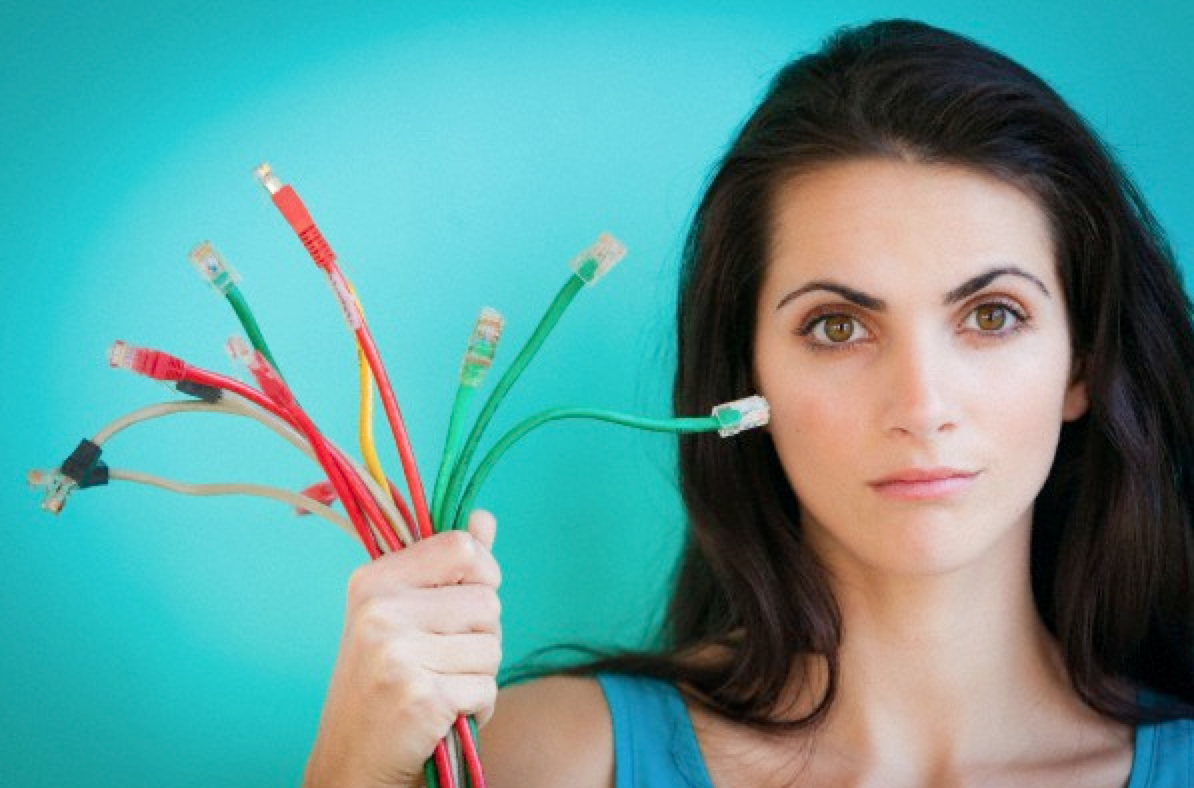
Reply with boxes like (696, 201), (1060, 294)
(597, 673), (715, 788)
(1128, 715), (1194, 787)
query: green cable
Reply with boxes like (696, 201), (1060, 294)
(225, 285), (283, 375)
(188, 243), (283, 376)
(440, 272), (588, 532)
(431, 385), (477, 530)
(423, 758), (440, 788)
(451, 407), (729, 531)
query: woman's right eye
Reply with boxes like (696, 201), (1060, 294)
(798, 313), (872, 348)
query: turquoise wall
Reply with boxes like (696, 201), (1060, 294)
(3, 1), (1190, 785)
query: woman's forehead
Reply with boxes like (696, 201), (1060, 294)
(762, 158), (1059, 296)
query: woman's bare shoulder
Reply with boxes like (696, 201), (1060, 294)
(481, 675), (615, 788)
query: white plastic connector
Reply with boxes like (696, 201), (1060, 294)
(28, 469), (76, 514)
(226, 336), (294, 407)
(253, 162), (283, 195)
(225, 336), (257, 370)
(570, 233), (626, 286)
(711, 395), (770, 437)
(460, 307), (505, 388)
(108, 340), (135, 371)
(188, 241), (241, 295)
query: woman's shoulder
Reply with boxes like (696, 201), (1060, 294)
(482, 675), (615, 788)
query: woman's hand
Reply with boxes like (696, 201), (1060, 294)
(303, 510), (502, 788)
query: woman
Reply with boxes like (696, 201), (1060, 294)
(304, 19), (1194, 786)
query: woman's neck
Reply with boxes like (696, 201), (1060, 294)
(795, 524), (1127, 783)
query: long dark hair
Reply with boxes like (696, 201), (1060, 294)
(572, 18), (1194, 728)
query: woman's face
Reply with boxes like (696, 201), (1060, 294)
(752, 158), (1087, 579)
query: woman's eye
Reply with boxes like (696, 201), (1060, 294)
(802, 313), (871, 345)
(964, 301), (1025, 333)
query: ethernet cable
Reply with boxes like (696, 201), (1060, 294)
(96, 342), (461, 777)
(439, 234), (626, 534)
(107, 341), (401, 557)
(431, 307), (505, 530)
(224, 337), (409, 556)
(32, 167), (713, 788)
(189, 238), (417, 535)
(187, 240), (416, 535)
(251, 166), (477, 787)
(188, 242), (283, 374)
(345, 281), (414, 528)
(53, 392), (415, 547)
(450, 396), (771, 531)
(253, 163), (435, 542)
(30, 393), (405, 545)
(97, 469), (355, 537)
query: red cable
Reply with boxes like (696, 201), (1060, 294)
(189, 366), (386, 558)
(215, 344), (411, 552)
(433, 740), (457, 788)
(347, 312), (434, 539)
(213, 373), (403, 554)
(234, 347), (409, 552)
(115, 342), (469, 780)
(385, 477), (417, 540)
(455, 716), (486, 788)
(265, 181), (435, 541)
(168, 354), (390, 554)
(257, 168), (486, 785)
(108, 343), (381, 555)
(327, 445), (405, 552)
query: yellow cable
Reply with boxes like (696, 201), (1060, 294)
(346, 280), (389, 489)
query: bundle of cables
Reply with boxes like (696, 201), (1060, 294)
(28, 163), (771, 788)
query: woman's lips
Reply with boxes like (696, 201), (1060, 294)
(868, 469), (980, 501)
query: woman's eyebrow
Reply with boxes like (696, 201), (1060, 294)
(775, 266), (1051, 313)
(776, 281), (885, 312)
(943, 266), (1051, 304)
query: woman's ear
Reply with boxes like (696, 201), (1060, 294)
(1062, 356), (1089, 422)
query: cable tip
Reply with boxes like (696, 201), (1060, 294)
(28, 469), (74, 514)
(570, 233), (627, 286)
(226, 335), (294, 406)
(460, 307), (505, 388)
(108, 340), (134, 370)
(109, 341), (188, 381)
(225, 335), (255, 368)
(253, 162), (283, 195)
(188, 241), (240, 294)
(711, 395), (770, 437)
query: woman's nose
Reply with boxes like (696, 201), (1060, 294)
(881, 336), (959, 439)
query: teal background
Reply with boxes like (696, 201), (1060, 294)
(3, 1), (1190, 785)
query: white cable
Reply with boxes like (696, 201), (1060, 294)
(446, 726), (465, 786)
(87, 394), (416, 546)
(108, 468), (356, 538)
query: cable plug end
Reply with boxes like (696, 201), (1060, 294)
(711, 395), (770, 437)
(109, 341), (188, 381)
(227, 336), (295, 407)
(253, 162), (283, 195)
(28, 439), (107, 514)
(570, 233), (626, 286)
(254, 162), (336, 269)
(28, 469), (76, 514)
(188, 241), (241, 295)
(460, 307), (505, 388)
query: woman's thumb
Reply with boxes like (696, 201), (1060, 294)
(466, 509), (497, 551)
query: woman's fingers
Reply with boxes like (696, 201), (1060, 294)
(303, 512), (504, 788)
(350, 526), (501, 597)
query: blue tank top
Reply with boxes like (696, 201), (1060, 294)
(597, 673), (1194, 787)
